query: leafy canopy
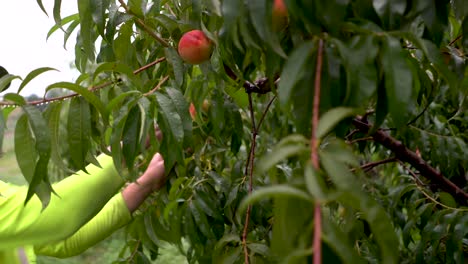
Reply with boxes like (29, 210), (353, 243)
(0, 0), (468, 263)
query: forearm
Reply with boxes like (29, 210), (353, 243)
(122, 177), (155, 213)
(0, 154), (124, 249)
(34, 193), (132, 258)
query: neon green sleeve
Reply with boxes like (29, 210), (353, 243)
(34, 192), (132, 258)
(0, 154), (125, 250)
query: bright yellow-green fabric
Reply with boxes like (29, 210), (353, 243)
(34, 193), (132, 258)
(0, 154), (132, 263)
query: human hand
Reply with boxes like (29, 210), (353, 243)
(122, 153), (166, 212)
(137, 153), (166, 192)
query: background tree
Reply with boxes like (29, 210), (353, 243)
(0, 0), (467, 263)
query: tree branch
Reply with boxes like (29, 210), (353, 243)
(352, 117), (468, 205)
(0, 58), (166, 107)
(311, 38), (324, 264)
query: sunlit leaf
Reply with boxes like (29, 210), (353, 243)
(15, 114), (37, 182)
(3, 93), (26, 106)
(0, 74), (21, 92)
(18, 67), (58, 93)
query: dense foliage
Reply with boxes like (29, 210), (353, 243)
(1, 0), (467, 263)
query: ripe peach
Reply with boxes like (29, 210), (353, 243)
(178, 30), (213, 64)
(189, 103), (197, 120)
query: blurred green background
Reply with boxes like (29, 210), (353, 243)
(0, 108), (187, 264)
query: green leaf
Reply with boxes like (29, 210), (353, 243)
(129, 0), (145, 18)
(438, 192), (457, 208)
(194, 190), (221, 220)
(106, 91), (142, 113)
(256, 134), (309, 174)
(316, 107), (357, 138)
(237, 185), (312, 215)
(271, 196), (312, 259)
(278, 41), (315, 106)
(372, 0), (406, 29)
(320, 151), (360, 191)
(36, 0), (48, 15)
(154, 92), (184, 143)
(113, 21), (136, 66)
(143, 213), (162, 247)
(246, 0), (286, 57)
(63, 20), (80, 49)
(0, 74), (21, 92)
(189, 201), (214, 239)
(165, 87), (192, 147)
(333, 35), (379, 106)
(18, 67), (58, 93)
(248, 243), (270, 257)
(165, 48), (184, 88)
(46, 82), (108, 124)
(46, 102), (73, 173)
(122, 105), (142, 173)
(3, 93), (26, 106)
(337, 191), (399, 264)
(78, 0), (96, 61)
(15, 114), (37, 183)
(217, 246), (242, 264)
(53, 0), (62, 27)
(110, 97), (140, 177)
(452, 0), (468, 19)
(67, 97), (91, 170)
(380, 35), (413, 126)
(22, 105), (52, 207)
(47, 13), (80, 40)
(322, 213), (365, 264)
(91, 0), (110, 37)
(304, 162), (328, 199)
(92, 62), (136, 82)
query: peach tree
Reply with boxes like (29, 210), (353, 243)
(1, 0), (468, 263)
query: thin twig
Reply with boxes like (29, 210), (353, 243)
(143, 75), (169, 96)
(133, 57), (166, 74)
(448, 35), (463, 46)
(346, 136), (374, 145)
(353, 157), (397, 172)
(256, 95), (277, 131)
(345, 129), (359, 141)
(0, 80), (118, 107)
(311, 38), (324, 264)
(242, 92), (258, 264)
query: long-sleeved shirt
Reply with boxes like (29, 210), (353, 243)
(0, 154), (132, 264)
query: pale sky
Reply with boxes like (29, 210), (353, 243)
(0, 1), (78, 97)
